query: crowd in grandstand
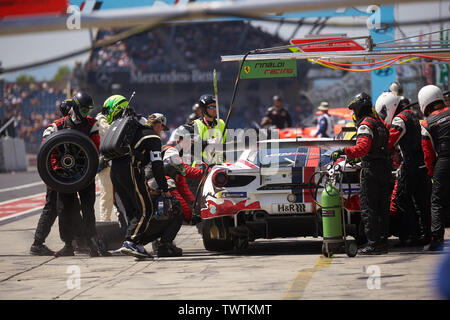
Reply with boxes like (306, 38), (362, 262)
(0, 82), (66, 144)
(85, 21), (283, 73)
(1, 21), (303, 149)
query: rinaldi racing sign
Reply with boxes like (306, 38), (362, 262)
(240, 59), (297, 79)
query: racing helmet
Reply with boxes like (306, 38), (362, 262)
(347, 92), (373, 120)
(59, 99), (73, 117)
(103, 95), (130, 124)
(375, 91), (401, 125)
(198, 94), (216, 116)
(389, 81), (403, 96)
(273, 95), (282, 102)
(418, 85), (445, 117)
(72, 91), (94, 119)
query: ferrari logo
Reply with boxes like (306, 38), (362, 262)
(244, 66), (251, 74)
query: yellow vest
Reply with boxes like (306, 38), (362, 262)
(193, 118), (226, 164)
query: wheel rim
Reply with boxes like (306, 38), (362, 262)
(44, 141), (90, 186)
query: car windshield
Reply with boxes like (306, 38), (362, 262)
(241, 145), (335, 168)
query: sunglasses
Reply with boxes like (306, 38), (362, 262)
(80, 107), (91, 115)
(207, 106), (216, 110)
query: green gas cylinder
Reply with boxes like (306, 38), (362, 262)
(321, 184), (343, 239)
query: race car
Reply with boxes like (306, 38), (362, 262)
(197, 138), (362, 251)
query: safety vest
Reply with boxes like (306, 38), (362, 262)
(193, 118), (226, 164)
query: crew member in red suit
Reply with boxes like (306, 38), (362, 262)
(380, 91), (432, 248)
(162, 125), (204, 222)
(331, 92), (391, 255)
(43, 91), (106, 257)
(419, 85), (450, 251)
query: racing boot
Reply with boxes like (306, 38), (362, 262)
(156, 241), (183, 257)
(119, 240), (149, 259)
(96, 236), (112, 257)
(74, 238), (89, 254)
(30, 243), (54, 256)
(358, 242), (388, 255)
(423, 237), (444, 251)
(135, 244), (154, 260)
(87, 237), (101, 257)
(54, 243), (75, 257)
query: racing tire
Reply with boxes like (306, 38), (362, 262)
(201, 218), (234, 252)
(37, 129), (99, 193)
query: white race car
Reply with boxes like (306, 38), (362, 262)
(197, 138), (362, 251)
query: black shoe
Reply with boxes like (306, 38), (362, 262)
(423, 238), (444, 251)
(54, 245), (74, 257)
(88, 237), (100, 257)
(74, 243), (89, 254)
(358, 243), (388, 255)
(119, 241), (150, 259)
(156, 241), (183, 257)
(395, 238), (416, 248)
(30, 243), (54, 256)
(96, 236), (112, 257)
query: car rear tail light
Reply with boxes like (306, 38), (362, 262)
(212, 170), (228, 187)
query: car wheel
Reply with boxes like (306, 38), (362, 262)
(322, 243), (333, 258)
(345, 240), (358, 257)
(202, 218), (234, 252)
(37, 129), (99, 193)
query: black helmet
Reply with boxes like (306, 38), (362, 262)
(59, 99), (73, 117)
(72, 91), (94, 119)
(273, 95), (282, 102)
(198, 94), (216, 115)
(348, 92), (372, 120)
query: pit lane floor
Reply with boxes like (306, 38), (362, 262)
(0, 171), (448, 300)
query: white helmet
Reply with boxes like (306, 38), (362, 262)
(418, 85), (444, 116)
(375, 91), (400, 125)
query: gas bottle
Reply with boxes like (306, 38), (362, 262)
(321, 184), (343, 239)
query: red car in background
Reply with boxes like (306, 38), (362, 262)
(278, 107), (354, 139)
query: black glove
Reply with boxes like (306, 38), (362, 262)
(162, 194), (176, 217)
(330, 149), (345, 162)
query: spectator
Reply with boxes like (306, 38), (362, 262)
(314, 101), (335, 138)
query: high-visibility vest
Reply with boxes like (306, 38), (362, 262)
(193, 118), (226, 164)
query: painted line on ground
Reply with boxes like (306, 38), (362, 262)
(283, 255), (332, 300)
(0, 192), (46, 222)
(0, 187), (102, 225)
(0, 181), (44, 193)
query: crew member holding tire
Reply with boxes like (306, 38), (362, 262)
(419, 85), (450, 251)
(45, 91), (107, 257)
(30, 99), (83, 256)
(331, 92), (391, 255)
